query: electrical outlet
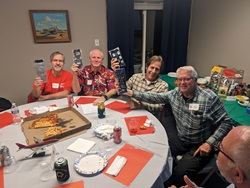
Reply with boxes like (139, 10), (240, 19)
(95, 39), (99, 46)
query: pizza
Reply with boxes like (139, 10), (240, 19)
(44, 127), (68, 139)
(29, 113), (59, 129)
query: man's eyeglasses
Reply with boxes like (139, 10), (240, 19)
(213, 142), (235, 163)
(177, 77), (193, 82)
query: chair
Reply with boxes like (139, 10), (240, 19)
(176, 154), (218, 187)
(0, 97), (12, 112)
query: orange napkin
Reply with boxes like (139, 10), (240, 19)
(103, 143), (154, 186)
(0, 167), (3, 188)
(0, 112), (13, 128)
(75, 97), (97, 104)
(52, 180), (84, 188)
(124, 116), (155, 136)
(105, 101), (131, 114)
(24, 104), (57, 117)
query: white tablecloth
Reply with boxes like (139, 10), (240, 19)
(1, 97), (172, 188)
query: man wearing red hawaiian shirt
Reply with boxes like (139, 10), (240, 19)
(71, 49), (116, 96)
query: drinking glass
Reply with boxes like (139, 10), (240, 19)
(4, 156), (19, 174)
(40, 162), (53, 181)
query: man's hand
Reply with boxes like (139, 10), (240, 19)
(34, 77), (43, 88)
(123, 89), (133, 97)
(127, 99), (140, 109)
(111, 58), (120, 71)
(193, 142), (212, 157)
(71, 63), (79, 74)
(37, 95), (48, 101)
(168, 175), (199, 188)
(93, 97), (105, 106)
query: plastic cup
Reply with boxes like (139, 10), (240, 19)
(129, 120), (138, 133)
(40, 162), (53, 181)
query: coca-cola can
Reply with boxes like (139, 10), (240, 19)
(67, 95), (74, 107)
(113, 125), (122, 144)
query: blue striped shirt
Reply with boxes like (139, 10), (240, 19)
(133, 86), (233, 146)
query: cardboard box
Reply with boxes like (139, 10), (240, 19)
(21, 107), (91, 145)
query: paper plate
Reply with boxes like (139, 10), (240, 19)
(29, 106), (49, 114)
(93, 123), (114, 139)
(238, 100), (249, 107)
(235, 95), (249, 101)
(167, 72), (177, 78)
(197, 78), (207, 85)
(74, 151), (108, 176)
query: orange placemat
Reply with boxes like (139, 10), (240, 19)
(103, 143), (154, 186)
(52, 180), (84, 188)
(124, 116), (155, 136)
(75, 97), (97, 104)
(105, 101), (131, 114)
(0, 167), (3, 188)
(24, 104), (57, 117)
(0, 112), (13, 128)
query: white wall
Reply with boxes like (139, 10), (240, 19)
(188, 0), (250, 84)
(1, 0), (250, 105)
(0, 0), (107, 105)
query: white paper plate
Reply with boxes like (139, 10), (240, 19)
(93, 123), (114, 139)
(197, 78), (207, 85)
(238, 100), (249, 107)
(235, 95), (249, 101)
(74, 151), (108, 176)
(167, 72), (177, 78)
(29, 106), (49, 114)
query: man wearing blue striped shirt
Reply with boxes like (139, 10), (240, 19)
(125, 66), (233, 187)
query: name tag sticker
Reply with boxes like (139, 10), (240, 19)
(87, 80), (92, 85)
(189, 103), (199, 111)
(52, 83), (59, 88)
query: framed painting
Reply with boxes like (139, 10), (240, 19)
(29, 10), (71, 43)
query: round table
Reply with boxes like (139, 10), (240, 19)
(1, 96), (172, 188)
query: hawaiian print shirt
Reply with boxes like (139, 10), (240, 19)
(77, 65), (116, 96)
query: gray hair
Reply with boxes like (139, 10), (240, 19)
(50, 51), (65, 63)
(89, 49), (104, 58)
(176, 66), (198, 78)
(230, 126), (250, 180)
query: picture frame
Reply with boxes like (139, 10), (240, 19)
(29, 10), (71, 43)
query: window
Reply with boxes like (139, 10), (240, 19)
(134, 0), (163, 73)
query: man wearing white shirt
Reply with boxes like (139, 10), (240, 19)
(169, 126), (250, 188)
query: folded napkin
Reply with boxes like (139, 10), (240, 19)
(80, 104), (96, 114)
(67, 138), (95, 154)
(106, 155), (127, 176)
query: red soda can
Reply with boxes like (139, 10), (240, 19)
(67, 95), (74, 107)
(113, 125), (122, 144)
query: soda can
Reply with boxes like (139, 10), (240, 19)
(54, 157), (70, 181)
(113, 125), (122, 144)
(67, 95), (74, 107)
(98, 102), (105, 118)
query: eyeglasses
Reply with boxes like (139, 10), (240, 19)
(52, 59), (64, 63)
(177, 77), (193, 82)
(213, 141), (235, 163)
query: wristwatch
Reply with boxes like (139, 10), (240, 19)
(103, 94), (108, 101)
